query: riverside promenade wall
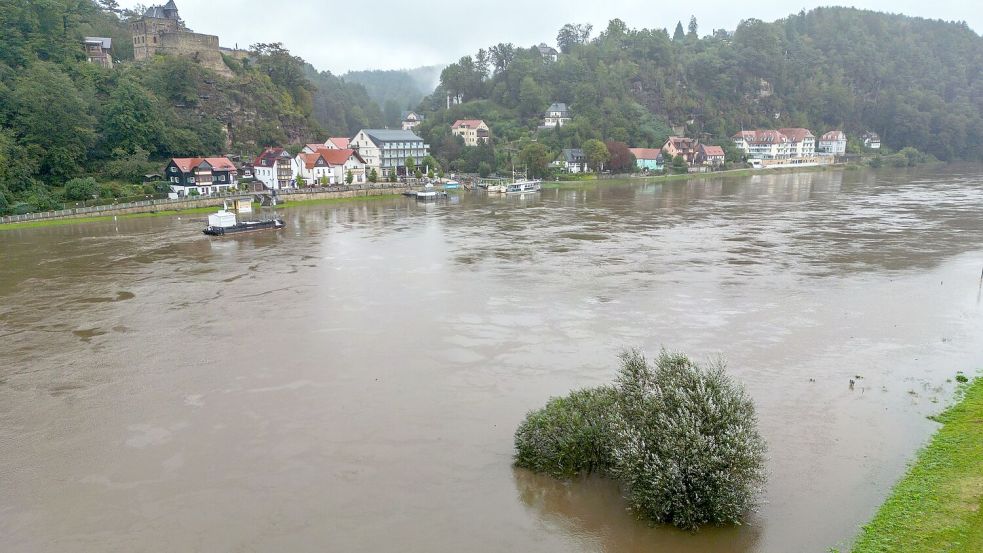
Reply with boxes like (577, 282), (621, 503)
(0, 184), (410, 225)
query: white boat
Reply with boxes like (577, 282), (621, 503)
(505, 180), (542, 194)
(487, 184), (508, 193)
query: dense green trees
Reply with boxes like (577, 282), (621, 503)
(0, 0), (383, 214)
(424, 8), (983, 168)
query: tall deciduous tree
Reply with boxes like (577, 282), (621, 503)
(518, 142), (551, 178)
(583, 139), (610, 171)
(100, 77), (166, 155)
(9, 62), (94, 183)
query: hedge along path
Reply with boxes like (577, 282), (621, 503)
(852, 378), (983, 553)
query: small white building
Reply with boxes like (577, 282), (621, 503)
(253, 147), (295, 190)
(294, 148), (369, 185)
(862, 131), (881, 150)
(401, 111), (424, 131)
(537, 43), (559, 62)
(552, 149), (586, 173)
(817, 130), (847, 156)
(542, 103), (571, 128)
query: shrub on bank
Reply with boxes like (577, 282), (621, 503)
(514, 348), (767, 530)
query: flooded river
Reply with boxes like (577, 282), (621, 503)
(2, 166), (982, 552)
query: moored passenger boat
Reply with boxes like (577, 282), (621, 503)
(203, 204), (284, 236)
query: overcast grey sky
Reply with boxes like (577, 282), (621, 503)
(119, 1), (980, 75)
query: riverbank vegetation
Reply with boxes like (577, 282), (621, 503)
(850, 378), (983, 553)
(0, 0), (382, 216)
(418, 8), (982, 176)
(515, 349), (767, 530)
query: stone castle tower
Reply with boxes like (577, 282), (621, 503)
(130, 1), (232, 77)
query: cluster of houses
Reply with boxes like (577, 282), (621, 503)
(165, 129), (431, 197)
(553, 137), (725, 174)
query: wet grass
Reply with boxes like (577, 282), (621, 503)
(851, 378), (983, 553)
(0, 192), (405, 231)
(0, 205), (225, 231)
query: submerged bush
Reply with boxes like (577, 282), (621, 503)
(611, 350), (767, 530)
(514, 386), (619, 479)
(513, 348), (767, 530)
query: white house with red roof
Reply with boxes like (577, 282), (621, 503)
(817, 130), (847, 155)
(696, 144), (726, 166)
(732, 130), (792, 160)
(253, 147), (295, 190)
(451, 119), (490, 146)
(778, 128), (816, 158)
(163, 157), (238, 197)
(293, 148), (368, 185)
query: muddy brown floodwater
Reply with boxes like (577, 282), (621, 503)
(2, 166), (982, 552)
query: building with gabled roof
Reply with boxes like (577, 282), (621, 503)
(253, 147), (295, 190)
(451, 119), (490, 146)
(778, 128), (816, 157)
(294, 148), (368, 185)
(349, 129), (429, 176)
(542, 103), (571, 128)
(537, 43), (559, 62)
(696, 144), (726, 166)
(552, 148), (587, 173)
(164, 156), (238, 197)
(817, 130), (847, 156)
(862, 131), (881, 150)
(629, 148), (665, 172)
(401, 111), (424, 131)
(83, 37), (113, 68)
(663, 136), (700, 163)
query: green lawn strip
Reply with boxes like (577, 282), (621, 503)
(0, 191), (405, 231)
(0, 205), (226, 230)
(852, 378), (983, 553)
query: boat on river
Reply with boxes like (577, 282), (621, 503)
(505, 180), (542, 194)
(203, 204), (284, 236)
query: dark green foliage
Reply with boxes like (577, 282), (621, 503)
(514, 349), (767, 530)
(514, 387), (619, 479)
(0, 0), (386, 214)
(611, 350), (767, 530)
(343, 68), (430, 115)
(64, 177), (99, 200)
(427, 8), (983, 163)
(307, 65), (384, 135)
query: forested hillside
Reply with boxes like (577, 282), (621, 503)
(343, 69), (428, 127)
(0, 0), (379, 214)
(422, 8), (983, 166)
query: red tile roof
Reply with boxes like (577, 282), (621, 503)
(629, 148), (663, 160)
(820, 130), (846, 141)
(700, 145), (725, 157)
(452, 119), (486, 129)
(171, 157), (237, 172)
(253, 147), (288, 167)
(297, 152), (327, 170)
(312, 148), (365, 166)
(778, 128), (815, 142)
(327, 137), (350, 149)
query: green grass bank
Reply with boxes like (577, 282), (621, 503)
(851, 378), (983, 553)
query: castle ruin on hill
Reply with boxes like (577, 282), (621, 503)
(130, 1), (244, 78)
